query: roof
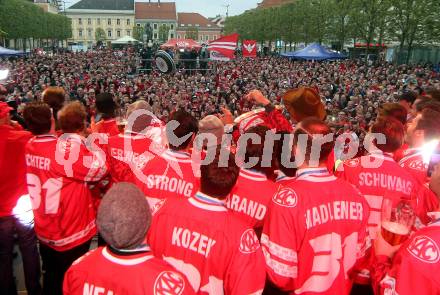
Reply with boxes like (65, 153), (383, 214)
(177, 13), (220, 29)
(68, 0), (134, 10)
(135, 2), (176, 20)
(257, 0), (293, 8)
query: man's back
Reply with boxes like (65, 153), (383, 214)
(148, 192), (266, 294)
(63, 246), (195, 295)
(262, 169), (370, 295)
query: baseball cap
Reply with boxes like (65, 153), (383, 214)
(282, 87), (326, 122)
(0, 101), (12, 119)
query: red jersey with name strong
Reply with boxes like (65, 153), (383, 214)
(372, 221), (440, 295)
(226, 169), (282, 230)
(63, 246), (195, 295)
(106, 132), (154, 183)
(147, 192), (266, 295)
(135, 149), (200, 202)
(262, 168), (370, 295)
(25, 134), (107, 251)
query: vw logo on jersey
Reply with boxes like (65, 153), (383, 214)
(239, 229), (260, 254)
(154, 271), (185, 295)
(407, 235), (440, 263)
(272, 187), (298, 208)
(408, 159), (427, 171)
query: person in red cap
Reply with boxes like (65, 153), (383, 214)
(0, 101), (42, 295)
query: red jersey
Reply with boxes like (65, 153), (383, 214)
(226, 169), (282, 230)
(63, 246), (195, 295)
(337, 152), (436, 235)
(147, 192), (266, 294)
(0, 125), (32, 217)
(95, 118), (119, 137)
(134, 149), (200, 203)
(399, 148), (428, 185)
(262, 168), (370, 295)
(107, 132), (153, 183)
(25, 134), (107, 251)
(372, 221), (440, 295)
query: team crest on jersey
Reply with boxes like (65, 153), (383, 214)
(272, 187), (298, 208)
(408, 159), (427, 171)
(150, 199), (166, 216)
(345, 158), (360, 168)
(239, 229), (260, 254)
(154, 271), (185, 295)
(407, 235), (440, 263)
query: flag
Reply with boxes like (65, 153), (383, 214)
(208, 33), (239, 61)
(242, 40), (257, 58)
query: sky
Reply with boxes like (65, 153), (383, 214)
(64, 0), (260, 17)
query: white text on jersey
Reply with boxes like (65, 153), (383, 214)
(172, 227), (216, 258)
(26, 155), (50, 171)
(305, 201), (364, 230)
(146, 175), (193, 197)
(358, 172), (412, 195)
(226, 194), (266, 220)
(83, 283), (114, 295)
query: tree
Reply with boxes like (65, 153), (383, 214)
(186, 27), (198, 40)
(133, 25), (143, 41)
(95, 27), (106, 43)
(158, 24), (170, 42)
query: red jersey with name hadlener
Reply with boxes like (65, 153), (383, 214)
(262, 168), (370, 295)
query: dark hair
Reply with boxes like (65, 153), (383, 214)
(425, 88), (440, 102)
(414, 99), (440, 113)
(416, 109), (440, 141)
(95, 92), (116, 118)
(378, 103), (407, 125)
(293, 118), (334, 164)
(274, 131), (296, 177)
(42, 87), (65, 112)
(397, 91), (417, 104)
(200, 151), (239, 199)
(58, 101), (87, 133)
(23, 102), (52, 135)
(242, 125), (277, 179)
(371, 116), (404, 153)
(166, 110), (198, 150)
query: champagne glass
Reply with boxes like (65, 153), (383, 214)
(115, 108), (127, 134)
(381, 194), (416, 246)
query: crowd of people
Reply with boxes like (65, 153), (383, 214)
(1, 48), (440, 295)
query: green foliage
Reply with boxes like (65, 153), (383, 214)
(95, 27), (106, 42)
(185, 27), (198, 40)
(158, 24), (170, 42)
(132, 25), (143, 42)
(224, 0), (440, 52)
(0, 0), (72, 41)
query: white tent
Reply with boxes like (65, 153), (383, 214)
(111, 36), (140, 44)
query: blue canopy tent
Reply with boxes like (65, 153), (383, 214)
(281, 43), (346, 60)
(0, 46), (26, 57)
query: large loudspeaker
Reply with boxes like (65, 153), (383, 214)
(154, 50), (176, 74)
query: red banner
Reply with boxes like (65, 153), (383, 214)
(242, 40), (257, 58)
(208, 33), (239, 61)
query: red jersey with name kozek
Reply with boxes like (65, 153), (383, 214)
(25, 134), (107, 251)
(262, 168), (370, 295)
(63, 246), (195, 295)
(147, 192), (266, 295)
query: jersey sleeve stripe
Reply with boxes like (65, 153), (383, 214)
(261, 234), (298, 262)
(263, 247), (298, 278)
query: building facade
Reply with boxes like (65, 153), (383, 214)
(176, 13), (222, 43)
(65, 0), (135, 48)
(134, 2), (177, 43)
(32, 0), (61, 14)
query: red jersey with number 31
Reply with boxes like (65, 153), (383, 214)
(262, 168), (370, 295)
(25, 134), (107, 251)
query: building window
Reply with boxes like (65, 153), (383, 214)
(177, 34), (181, 39)
(78, 29), (83, 37)
(213, 35), (217, 40)
(188, 24), (192, 27)
(170, 33), (174, 38)
(153, 33), (157, 39)
(78, 18), (82, 25)
(97, 18), (101, 25)
(117, 19), (120, 25)
(136, 23), (141, 27)
(153, 23), (157, 30)
(108, 18), (111, 25)
(88, 29), (92, 37)
(127, 19), (130, 26)
(207, 24), (211, 27)
(195, 24), (200, 27)
(180, 24), (184, 27)
(88, 18), (91, 25)
(205, 35), (209, 41)
(117, 30), (121, 37)
(170, 24), (174, 30)
(108, 30), (112, 37)
(127, 30), (131, 36)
